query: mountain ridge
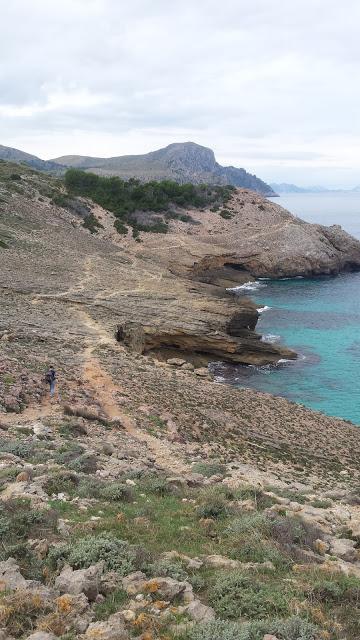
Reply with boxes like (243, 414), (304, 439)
(0, 143), (63, 172)
(52, 141), (277, 195)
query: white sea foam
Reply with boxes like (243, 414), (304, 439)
(227, 280), (265, 292)
(257, 305), (271, 313)
(261, 334), (281, 344)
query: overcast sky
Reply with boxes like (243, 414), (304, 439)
(1, 0), (359, 187)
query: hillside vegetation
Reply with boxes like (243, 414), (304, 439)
(65, 168), (235, 236)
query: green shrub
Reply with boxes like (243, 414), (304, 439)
(209, 571), (289, 619)
(77, 477), (105, 499)
(197, 487), (230, 519)
(310, 499), (332, 509)
(185, 616), (318, 640)
(146, 559), (188, 581)
(53, 442), (85, 464)
(0, 439), (33, 459)
(308, 573), (360, 604)
(68, 453), (98, 474)
(82, 212), (103, 234)
(227, 513), (269, 537)
(114, 219), (128, 235)
(43, 472), (79, 496)
(100, 482), (134, 502)
(191, 461), (227, 478)
(219, 209), (233, 219)
(140, 474), (172, 496)
(49, 533), (136, 574)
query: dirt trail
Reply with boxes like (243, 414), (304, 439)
(78, 308), (188, 475)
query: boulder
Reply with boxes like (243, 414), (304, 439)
(194, 368), (209, 377)
(185, 599), (215, 623)
(0, 558), (27, 591)
(84, 612), (129, 640)
(122, 571), (147, 595)
(100, 571), (123, 595)
(330, 538), (358, 562)
(167, 358), (186, 367)
(55, 562), (104, 601)
(145, 577), (190, 602)
(32, 421), (52, 437)
(203, 554), (241, 569)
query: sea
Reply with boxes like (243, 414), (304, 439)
(212, 192), (360, 425)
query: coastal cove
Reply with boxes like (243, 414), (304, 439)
(213, 193), (360, 425)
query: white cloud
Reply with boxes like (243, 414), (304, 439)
(0, 0), (359, 186)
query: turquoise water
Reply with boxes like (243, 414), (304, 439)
(213, 194), (360, 425)
(214, 275), (360, 424)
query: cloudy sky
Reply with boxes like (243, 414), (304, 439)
(1, 0), (359, 187)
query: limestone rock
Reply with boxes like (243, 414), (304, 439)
(55, 562), (104, 601)
(167, 358), (186, 367)
(122, 571), (147, 595)
(330, 538), (358, 562)
(32, 421), (52, 437)
(26, 634), (56, 640)
(100, 571), (122, 595)
(194, 368), (209, 377)
(0, 558), (27, 591)
(185, 599), (215, 622)
(84, 612), (129, 640)
(203, 554), (242, 569)
(145, 576), (188, 601)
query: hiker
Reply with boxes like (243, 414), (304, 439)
(45, 366), (56, 397)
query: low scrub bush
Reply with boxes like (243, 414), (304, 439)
(99, 482), (134, 502)
(185, 616), (318, 640)
(67, 452), (98, 474)
(197, 486), (231, 519)
(307, 573), (360, 605)
(140, 474), (172, 496)
(191, 461), (227, 478)
(146, 559), (188, 581)
(48, 533), (136, 574)
(209, 571), (289, 619)
(53, 442), (85, 465)
(43, 472), (79, 496)
(0, 439), (33, 459)
(219, 209), (233, 219)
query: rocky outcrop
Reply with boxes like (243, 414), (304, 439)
(119, 321), (295, 365)
(134, 189), (360, 280)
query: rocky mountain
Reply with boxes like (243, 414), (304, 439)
(0, 144), (63, 172)
(1, 160), (360, 640)
(53, 142), (277, 195)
